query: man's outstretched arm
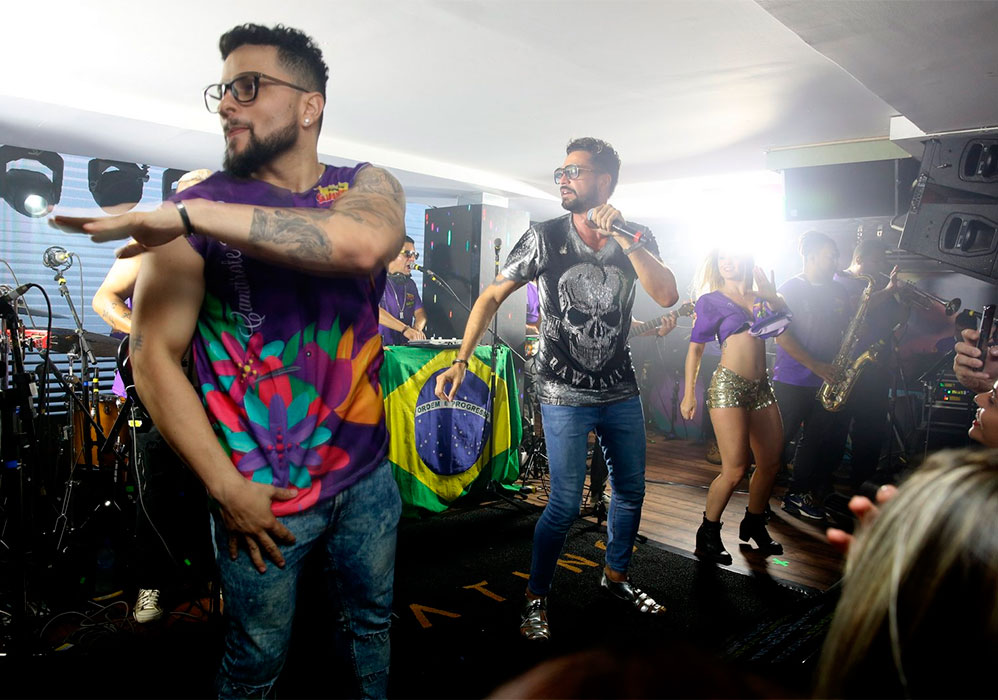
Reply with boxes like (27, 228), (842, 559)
(53, 165), (406, 276)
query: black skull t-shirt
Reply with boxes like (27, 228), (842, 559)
(501, 214), (658, 406)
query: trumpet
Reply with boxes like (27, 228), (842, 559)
(878, 272), (961, 316)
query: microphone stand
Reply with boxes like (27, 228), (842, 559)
(51, 264), (103, 470)
(419, 267), (527, 364)
(0, 296), (40, 657)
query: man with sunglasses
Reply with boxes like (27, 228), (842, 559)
(54, 23), (405, 699)
(379, 235), (427, 345)
(435, 137), (679, 640)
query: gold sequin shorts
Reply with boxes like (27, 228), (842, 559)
(705, 366), (776, 411)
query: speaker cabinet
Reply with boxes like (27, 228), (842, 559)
(422, 204), (529, 347)
(900, 136), (998, 282)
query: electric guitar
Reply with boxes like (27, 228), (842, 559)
(628, 301), (695, 338)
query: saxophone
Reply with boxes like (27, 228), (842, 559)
(818, 275), (883, 412)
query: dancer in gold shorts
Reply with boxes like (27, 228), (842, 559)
(681, 250), (790, 565)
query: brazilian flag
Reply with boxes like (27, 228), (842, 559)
(381, 345), (522, 516)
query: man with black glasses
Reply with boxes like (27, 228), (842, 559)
(379, 235), (427, 345)
(435, 137), (679, 641)
(54, 23), (405, 699)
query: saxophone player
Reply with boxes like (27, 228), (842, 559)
(772, 232), (852, 521)
(824, 239), (903, 491)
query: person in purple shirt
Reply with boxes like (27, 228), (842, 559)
(681, 250), (790, 565)
(378, 235), (427, 345)
(772, 231), (852, 521)
(55, 24), (406, 699)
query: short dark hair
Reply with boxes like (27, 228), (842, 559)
(852, 238), (887, 265)
(566, 137), (621, 196)
(799, 230), (836, 258)
(219, 23), (328, 103)
(404, 235), (415, 245)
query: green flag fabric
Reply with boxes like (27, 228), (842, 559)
(381, 345), (522, 516)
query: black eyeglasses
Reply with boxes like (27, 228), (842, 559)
(401, 250), (419, 260)
(553, 164), (598, 183)
(203, 72), (311, 113)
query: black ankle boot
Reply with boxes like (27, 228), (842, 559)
(739, 508), (783, 554)
(695, 513), (732, 565)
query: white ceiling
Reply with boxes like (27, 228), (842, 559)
(2, 0), (996, 219)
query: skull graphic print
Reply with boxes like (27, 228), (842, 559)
(557, 263), (625, 372)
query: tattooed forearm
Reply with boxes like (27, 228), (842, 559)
(100, 299), (132, 333)
(249, 208), (335, 262)
(132, 333), (143, 352)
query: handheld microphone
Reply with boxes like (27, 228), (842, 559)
(1, 283), (32, 303)
(493, 237), (502, 252)
(586, 209), (644, 241)
(43, 246), (73, 269)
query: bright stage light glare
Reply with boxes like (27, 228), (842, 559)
(23, 193), (48, 216)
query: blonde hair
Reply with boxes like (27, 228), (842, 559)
(690, 249), (754, 301)
(816, 449), (998, 698)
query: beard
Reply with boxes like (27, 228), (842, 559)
(223, 120), (298, 178)
(560, 187), (598, 214)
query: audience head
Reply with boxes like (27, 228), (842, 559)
(817, 448), (998, 698)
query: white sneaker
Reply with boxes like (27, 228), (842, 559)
(134, 588), (164, 623)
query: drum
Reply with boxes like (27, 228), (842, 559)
(72, 394), (129, 466)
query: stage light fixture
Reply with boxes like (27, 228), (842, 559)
(161, 168), (186, 201)
(0, 145), (64, 218)
(88, 159), (149, 214)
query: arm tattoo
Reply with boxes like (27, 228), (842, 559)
(333, 166), (406, 231)
(249, 208), (335, 262)
(132, 333), (143, 352)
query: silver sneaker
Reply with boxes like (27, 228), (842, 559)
(519, 596), (550, 641)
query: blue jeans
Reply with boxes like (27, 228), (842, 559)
(212, 461), (401, 699)
(529, 396), (647, 596)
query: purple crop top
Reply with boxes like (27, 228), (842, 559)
(690, 291), (791, 345)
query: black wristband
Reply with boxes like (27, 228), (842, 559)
(452, 358), (468, 366)
(175, 200), (195, 238)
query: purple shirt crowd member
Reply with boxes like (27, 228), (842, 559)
(378, 235), (426, 345)
(435, 137), (679, 641)
(773, 231), (851, 522)
(681, 251), (789, 566)
(772, 275), (851, 387)
(526, 281), (540, 327)
(55, 24), (406, 699)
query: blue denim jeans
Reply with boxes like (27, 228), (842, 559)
(529, 396), (647, 596)
(212, 460), (401, 699)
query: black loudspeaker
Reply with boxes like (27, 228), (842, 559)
(784, 157), (920, 221)
(423, 204), (530, 347)
(899, 136), (998, 283)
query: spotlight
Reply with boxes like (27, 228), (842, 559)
(88, 159), (149, 214)
(161, 168), (186, 201)
(0, 145), (64, 218)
